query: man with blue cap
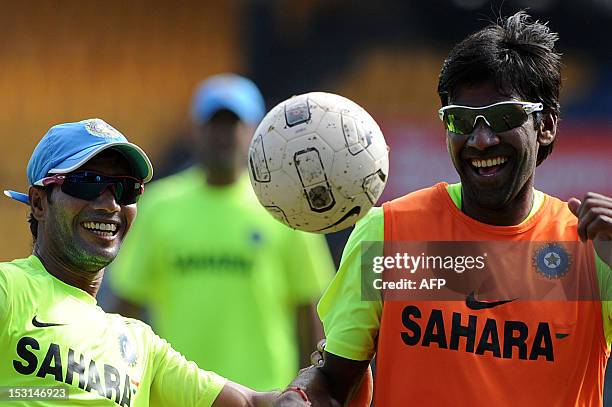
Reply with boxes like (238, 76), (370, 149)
(109, 74), (335, 391)
(0, 117), (291, 405)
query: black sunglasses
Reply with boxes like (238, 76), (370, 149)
(35, 171), (144, 205)
(438, 101), (543, 135)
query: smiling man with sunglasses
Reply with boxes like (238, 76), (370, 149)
(0, 118), (288, 406)
(275, 11), (612, 407)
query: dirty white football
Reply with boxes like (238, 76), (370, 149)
(248, 92), (389, 233)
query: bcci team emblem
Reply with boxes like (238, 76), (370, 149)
(118, 332), (138, 368)
(85, 119), (124, 141)
(533, 243), (572, 279)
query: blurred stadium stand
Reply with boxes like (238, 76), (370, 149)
(0, 1), (242, 255)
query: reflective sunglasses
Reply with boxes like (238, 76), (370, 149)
(34, 171), (144, 205)
(438, 101), (543, 135)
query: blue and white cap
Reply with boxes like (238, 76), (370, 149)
(191, 73), (265, 126)
(4, 118), (153, 204)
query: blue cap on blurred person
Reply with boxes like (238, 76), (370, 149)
(4, 118), (154, 205)
(191, 73), (265, 126)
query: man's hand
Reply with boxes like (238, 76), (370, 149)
(308, 341), (373, 407)
(568, 192), (612, 266)
(212, 381), (279, 407)
(275, 340), (372, 407)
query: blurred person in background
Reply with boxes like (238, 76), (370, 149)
(274, 12), (612, 407)
(109, 74), (335, 391)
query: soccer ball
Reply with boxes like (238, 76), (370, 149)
(248, 92), (389, 233)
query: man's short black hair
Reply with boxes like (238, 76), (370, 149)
(437, 11), (562, 165)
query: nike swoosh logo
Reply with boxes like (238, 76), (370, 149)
(465, 292), (516, 310)
(32, 316), (65, 328)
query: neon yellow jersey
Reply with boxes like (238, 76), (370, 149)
(318, 183), (612, 361)
(0, 256), (226, 406)
(110, 167), (334, 391)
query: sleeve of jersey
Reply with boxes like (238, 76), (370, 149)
(149, 330), (227, 406)
(317, 207), (384, 361)
(109, 198), (159, 304)
(595, 252), (612, 345)
(285, 231), (335, 304)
